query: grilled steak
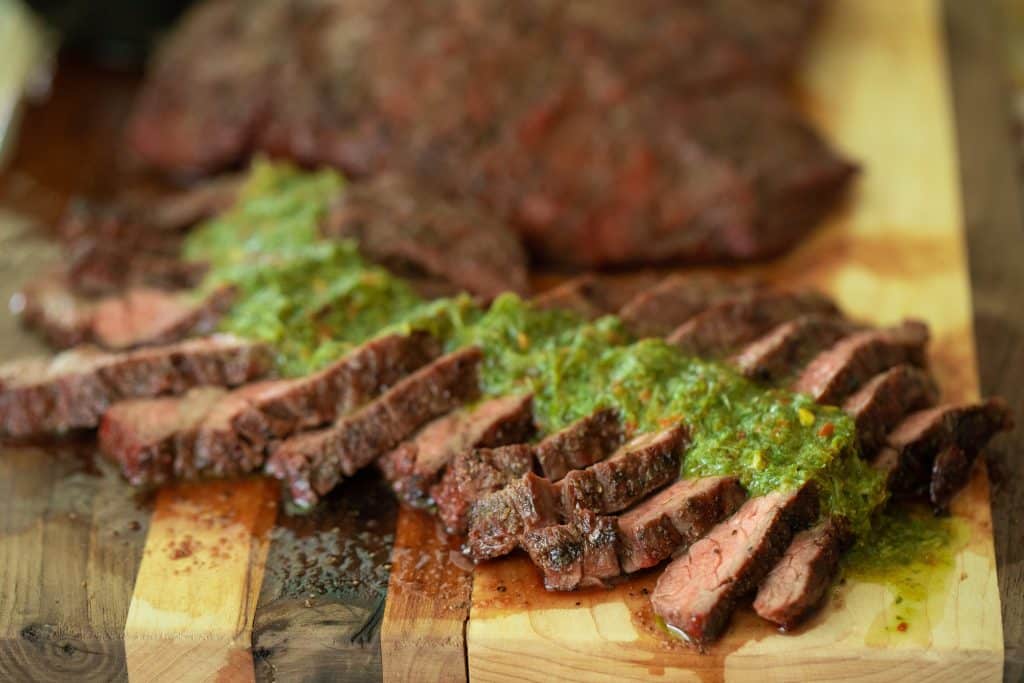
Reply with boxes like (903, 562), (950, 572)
(732, 314), (857, 384)
(265, 346), (483, 508)
(19, 276), (234, 351)
(651, 484), (819, 647)
(842, 365), (938, 455)
(522, 511), (621, 591)
(128, 0), (852, 267)
(667, 290), (839, 358)
(616, 476), (747, 574)
(873, 398), (1013, 510)
(0, 335), (271, 437)
(792, 320), (929, 404)
(466, 471), (561, 561)
(532, 276), (616, 321)
(101, 331), (440, 484)
(929, 445), (971, 512)
(99, 386), (228, 485)
(323, 174), (529, 299)
(378, 394), (534, 507)
(558, 425), (690, 517)
(618, 275), (759, 339)
(433, 444), (535, 535)
(752, 516), (853, 629)
(534, 408), (624, 482)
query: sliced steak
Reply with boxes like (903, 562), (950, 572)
(323, 174), (529, 299)
(378, 393), (534, 508)
(99, 386), (228, 486)
(616, 476), (747, 574)
(531, 276), (615, 321)
(752, 516), (853, 629)
(873, 398), (1013, 510)
(465, 471), (561, 561)
(99, 332), (439, 484)
(0, 335), (271, 437)
(732, 314), (857, 384)
(929, 445), (972, 512)
(558, 425), (690, 517)
(18, 276), (234, 351)
(667, 290), (839, 358)
(265, 346), (483, 508)
(90, 286), (235, 350)
(534, 408), (624, 482)
(842, 365), (938, 455)
(522, 511), (621, 591)
(792, 320), (929, 405)
(618, 274), (759, 339)
(434, 444), (535, 535)
(651, 484), (819, 647)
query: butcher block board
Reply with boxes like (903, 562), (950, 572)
(0, 0), (1008, 682)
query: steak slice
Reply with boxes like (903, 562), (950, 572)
(18, 276), (234, 351)
(465, 471), (561, 561)
(522, 511), (621, 591)
(752, 516), (853, 629)
(792, 320), (930, 405)
(265, 347), (483, 508)
(99, 332), (439, 484)
(617, 476), (747, 574)
(534, 408), (624, 482)
(434, 444), (535, 535)
(99, 386), (228, 486)
(323, 174), (529, 299)
(667, 290), (839, 358)
(558, 425), (690, 517)
(732, 314), (857, 384)
(378, 393), (534, 507)
(0, 335), (271, 437)
(651, 484), (819, 647)
(929, 445), (972, 512)
(873, 398), (1013, 510)
(618, 274), (759, 339)
(842, 365), (938, 456)
(531, 276), (615, 321)
(89, 286), (235, 350)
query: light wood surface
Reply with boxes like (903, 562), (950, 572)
(466, 1), (1005, 679)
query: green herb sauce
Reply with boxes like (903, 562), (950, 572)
(184, 161), (898, 537)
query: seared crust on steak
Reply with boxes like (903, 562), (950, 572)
(433, 444), (536, 535)
(619, 274), (759, 339)
(534, 408), (624, 482)
(842, 365), (938, 456)
(733, 314), (857, 384)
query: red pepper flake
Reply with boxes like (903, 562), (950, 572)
(897, 622), (908, 632)
(818, 422), (835, 438)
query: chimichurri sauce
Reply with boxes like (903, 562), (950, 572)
(184, 161), (894, 539)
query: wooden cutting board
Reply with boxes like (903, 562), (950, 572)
(0, 0), (1010, 681)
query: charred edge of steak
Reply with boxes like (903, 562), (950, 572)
(558, 424), (689, 517)
(842, 364), (939, 457)
(534, 407), (624, 482)
(732, 313), (858, 385)
(265, 346), (483, 509)
(522, 511), (621, 591)
(752, 516), (854, 630)
(792, 320), (930, 405)
(618, 274), (761, 340)
(616, 476), (747, 575)
(0, 335), (272, 438)
(531, 276), (616, 321)
(873, 398), (1013, 511)
(651, 483), (819, 647)
(666, 290), (840, 359)
(323, 173), (529, 299)
(465, 471), (560, 561)
(380, 393), (534, 508)
(433, 444), (535, 535)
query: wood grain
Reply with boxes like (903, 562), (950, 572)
(945, 1), (1024, 679)
(467, 1), (1005, 679)
(380, 509), (472, 683)
(253, 470), (397, 683)
(123, 477), (277, 682)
